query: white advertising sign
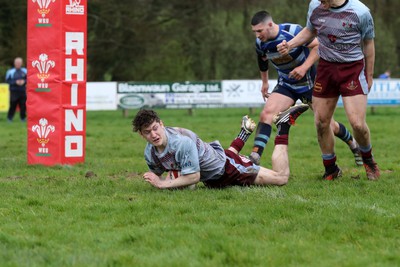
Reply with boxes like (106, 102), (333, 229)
(86, 82), (117, 110)
(222, 80), (278, 106)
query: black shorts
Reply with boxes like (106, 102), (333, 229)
(272, 84), (313, 105)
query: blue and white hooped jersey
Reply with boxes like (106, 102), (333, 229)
(255, 23), (316, 93)
(144, 127), (226, 182)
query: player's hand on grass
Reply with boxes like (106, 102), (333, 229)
(143, 171), (165, 189)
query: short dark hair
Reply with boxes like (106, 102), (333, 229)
(251, 11), (271, 26)
(132, 109), (161, 132)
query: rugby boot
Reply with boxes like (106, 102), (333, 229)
(323, 166), (342, 181)
(363, 158), (380, 180)
(241, 115), (256, 134)
(273, 103), (310, 126)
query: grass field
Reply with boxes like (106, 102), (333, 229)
(0, 107), (399, 267)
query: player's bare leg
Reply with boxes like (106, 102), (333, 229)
(250, 93), (295, 165)
(309, 102), (362, 166)
(254, 145), (289, 186)
(312, 96), (342, 180)
(254, 103), (309, 185)
(342, 95), (380, 180)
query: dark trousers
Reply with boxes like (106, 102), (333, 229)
(7, 91), (27, 121)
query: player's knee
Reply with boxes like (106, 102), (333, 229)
(351, 121), (368, 135)
(275, 171), (289, 186)
(276, 175), (289, 186)
(260, 109), (274, 123)
(315, 119), (330, 133)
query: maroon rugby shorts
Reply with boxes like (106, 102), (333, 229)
(204, 150), (259, 188)
(313, 58), (369, 98)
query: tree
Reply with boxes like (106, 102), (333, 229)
(1, 0), (399, 80)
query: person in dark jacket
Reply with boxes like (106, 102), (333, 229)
(5, 57), (27, 122)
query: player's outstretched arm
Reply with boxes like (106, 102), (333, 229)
(289, 38), (319, 80)
(277, 27), (315, 56)
(260, 71), (270, 100)
(143, 171), (200, 189)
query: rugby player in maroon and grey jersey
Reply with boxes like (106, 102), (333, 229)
(277, 0), (380, 180)
(133, 105), (308, 189)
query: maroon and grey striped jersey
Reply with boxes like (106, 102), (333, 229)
(306, 0), (374, 63)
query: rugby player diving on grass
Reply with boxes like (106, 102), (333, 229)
(133, 106), (308, 189)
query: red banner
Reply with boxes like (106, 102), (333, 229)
(27, 0), (87, 165)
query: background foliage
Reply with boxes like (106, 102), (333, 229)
(0, 0), (399, 81)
